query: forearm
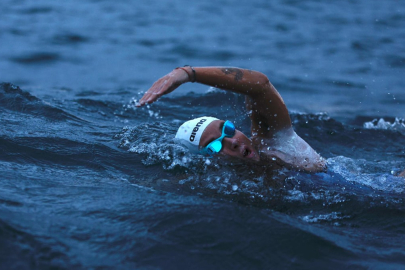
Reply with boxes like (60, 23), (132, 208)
(139, 66), (279, 105)
(192, 67), (270, 97)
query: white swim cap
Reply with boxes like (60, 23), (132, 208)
(175, 116), (219, 152)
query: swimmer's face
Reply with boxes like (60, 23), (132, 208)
(199, 120), (260, 162)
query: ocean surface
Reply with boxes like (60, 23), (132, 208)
(1, 0), (405, 269)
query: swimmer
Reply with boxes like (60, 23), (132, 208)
(137, 66), (326, 173)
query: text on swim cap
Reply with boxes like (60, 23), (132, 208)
(189, 119), (206, 141)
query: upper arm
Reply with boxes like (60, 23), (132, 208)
(244, 78), (292, 137)
(189, 67), (292, 136)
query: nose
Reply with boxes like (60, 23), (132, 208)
(224, 137), (239, 151)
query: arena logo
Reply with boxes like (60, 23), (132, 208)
(190, 119), (206, 141)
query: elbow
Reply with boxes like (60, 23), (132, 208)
(255, 73), (270, 87)
(250, 73), (273, 98)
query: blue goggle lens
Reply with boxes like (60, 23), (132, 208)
(201, 121), (236, 156)
(208, 140), (222, 153)
(223, 121), (236, 136)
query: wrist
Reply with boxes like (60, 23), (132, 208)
(173, 67), (190, 83)
(183, 65), (196, 82)
(175, 66), (196, 83)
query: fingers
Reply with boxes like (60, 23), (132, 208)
(137, 81), (162, 106)
(136, 69), (186, 107)
(138, 88), (154, 106)
(137, 89), (158, 107)
(137, 78), (170, 107)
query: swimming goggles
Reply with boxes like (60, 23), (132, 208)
(200, 120), (236, 156)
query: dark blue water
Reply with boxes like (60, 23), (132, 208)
(1, 0), (405, 269)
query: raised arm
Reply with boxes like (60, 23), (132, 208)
(194, 67), (292, 135)
(137, 66), (292, 135)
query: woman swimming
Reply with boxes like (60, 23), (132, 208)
(137, 66), (326, 173)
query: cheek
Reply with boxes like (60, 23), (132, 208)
(223, 148), (244, 159)
(236, 133), (252, 145)
(219, 151), (242, 161)
(219, 146), (239, 157)
(220, 147), (232, 156)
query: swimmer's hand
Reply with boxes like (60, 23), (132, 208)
(137, 68), (190, 107)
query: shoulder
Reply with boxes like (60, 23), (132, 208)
(253, 128), (326, 173)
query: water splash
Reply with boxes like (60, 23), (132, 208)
(363, 118), (405, 132)
(328, 156), (405, 193)
(300, 212), (351, 225)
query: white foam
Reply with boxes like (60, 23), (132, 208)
(363, 118), (405, 131)
(327, 156), (405, 193)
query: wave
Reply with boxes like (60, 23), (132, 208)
(0, 219), (71, 269)
(0, 83), (84, 122)
(1, 85), (404, 225)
